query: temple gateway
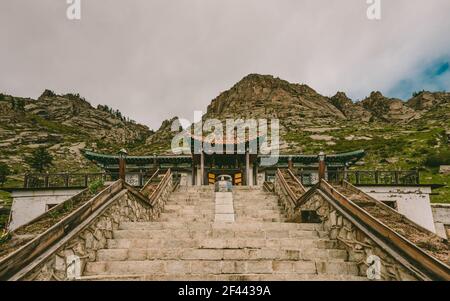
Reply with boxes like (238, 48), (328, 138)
(82, 134), (366, 187)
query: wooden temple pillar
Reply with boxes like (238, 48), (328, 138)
(245, 149), (253, 186)
(318, 151), (326, 181)
(288, 156), (293, 170)
(118, 149), (128, 181)
(191, 156), (196, 186)
(200, 150), (205, 186)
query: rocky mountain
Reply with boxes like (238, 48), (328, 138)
(147, 73), (449, 154)
(205, 74), (345, 124)
(142, 74), (449, 203)
(329, 92), (372, 122)
(0, 91), (153, 175)
(1, 74), (449, 200)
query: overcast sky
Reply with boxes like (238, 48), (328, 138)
(1, 0), (449, 130)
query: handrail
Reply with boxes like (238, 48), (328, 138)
(286, 169), (307, 193)
(22, 171), (152, 189)
(123, 182), (154, 206)
(319, 179), (450, 281)
(263, 181), (273, 192)
(140, 169), (160, 197)
(0, 180), (123, 280)
(341, 180), (437, 236)
(275, 169), (297, 208)
(148, 169), (172, 206)
(141, 169), (160, 190)
(292, 169), (420, 185)
(294, 182), (320, 210)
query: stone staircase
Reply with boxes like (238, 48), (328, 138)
(82, 186), (364, 280)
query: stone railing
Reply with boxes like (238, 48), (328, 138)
(147, 169), (173, 207)
(139, 169), (160, 197)
(293, 169), (420, 186)
(273, 169), (450, 280)
(318, 180), (449, 280)
(299, 180), (449, 280)
(0, 169), (174, 281)
(22, 171), (158, 189)
(274, 169), (307, 221)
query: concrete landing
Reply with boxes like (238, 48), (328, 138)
(214, 192), (234, 222)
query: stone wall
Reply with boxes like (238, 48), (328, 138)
(20, 179), (172, 280)
(296, 192), (418, 281)
(273, 173), (420, 280)
(273, 176), (298, 221)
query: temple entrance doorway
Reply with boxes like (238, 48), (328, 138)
(206, 169), (244, 186)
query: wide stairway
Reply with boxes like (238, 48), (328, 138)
(82, 186), (363, 280)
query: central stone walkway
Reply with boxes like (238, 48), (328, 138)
(82, 185), (365, 280)
(214, 192), (235, 223)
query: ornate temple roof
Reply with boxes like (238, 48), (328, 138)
(82, 149), (365, 168)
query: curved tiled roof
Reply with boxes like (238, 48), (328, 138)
(83, 149), (365, 167)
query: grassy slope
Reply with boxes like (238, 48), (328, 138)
(284, 109), (450, 203)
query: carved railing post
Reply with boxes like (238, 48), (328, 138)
(318, 152), (326, 181)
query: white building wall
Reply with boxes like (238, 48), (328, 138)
(358, 186), (436, 233)
(9, 188), (83, 231)
(431, 204), (450, 239)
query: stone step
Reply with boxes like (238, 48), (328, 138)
(235, 217), (287, 223)
(118, 221), (323, 231)
(234, 205), (281, 209)
(233, 198), (279, 202)
(107, 238), (339, 250)
(159, 213), (215, 219)
(158, 217), (213, 223)
(167, 199), (213, 203)
(160, 210), (214, 216)
(233, 194), (278, 197)
(169, 194), (214, 198)
(164, 204), (213, 209)
(80, 273), (367, 281)
(233, 210), (283, 216)
(84, 260), (358, 276)
(112, 229), (325, 240)
(96, 248), (348, 262)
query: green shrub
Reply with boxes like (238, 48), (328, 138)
(89, 179), (104, 194)
(0, 230), (11, 244)
(424, 151), (450, 167)
(25, 147), (53, 172)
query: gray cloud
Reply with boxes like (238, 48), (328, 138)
(1, 0), (450, 129)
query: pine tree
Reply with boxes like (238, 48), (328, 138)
(0, 163), (10, 186)
(25, 147), (53, 173)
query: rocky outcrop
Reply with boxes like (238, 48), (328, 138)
(329, 92), (372, 122)
(145, 74), (449, 154)
(144, 117), (180, 154)
(0, 92), (153, 172)
(407, 91), (450, 111)
(361, 92), (418, 122)
(205, 74), (345, 125)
